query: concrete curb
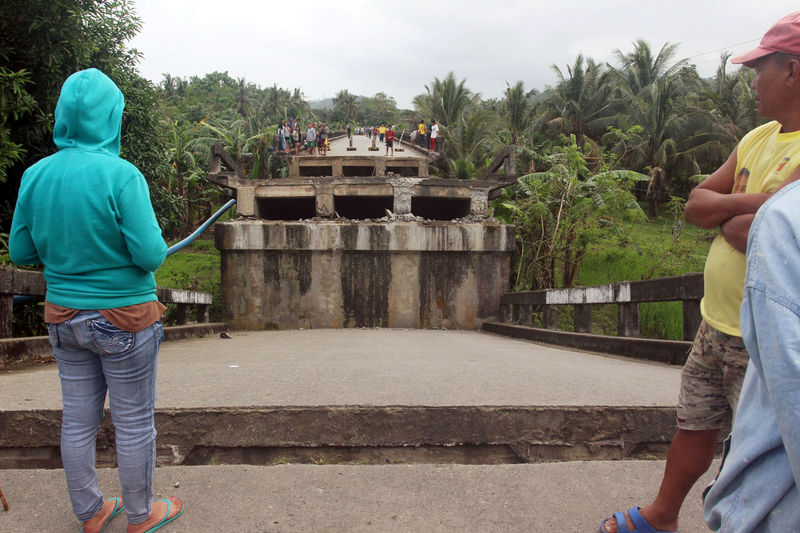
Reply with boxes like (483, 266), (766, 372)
(1, 406), (676, 468)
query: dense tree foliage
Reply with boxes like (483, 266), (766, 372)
(0, 0), (168, 233)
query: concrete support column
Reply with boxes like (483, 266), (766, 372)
(375, 159), (386, 176)
(175, 304), (190, 325)
(288, 158), (300, 178)
(682, 299), (702, 341)
(520, 304), (534, 326)
(418, 160), (429, 177)
(470, 189), (489, 216)
(236, 187), (256, 217)
(618, 302), (640, 337)
(332, 160), (343, 176)
(393, 184), (413, 215)
(574, 304), (592, 333)
(0, 295), (12, 337)
(543, 306), (558, 330)
(315, 183), (334, 218)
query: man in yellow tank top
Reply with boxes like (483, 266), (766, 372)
(601, 12), (800, 533)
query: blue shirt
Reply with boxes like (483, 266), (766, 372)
(704, 181), (800, 532)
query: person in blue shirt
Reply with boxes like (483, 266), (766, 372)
(703, 13), (800, 532)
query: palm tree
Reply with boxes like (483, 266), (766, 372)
(161, 73), (175, 97)
(372, 92), (397, 121)
(502, 81), (531, 145)
(288, 88), (311, 119)
(539, 54), (614, 149)
(261, 84), (291, 123)
(413, 72), (479, 127)
(609, 40), (702, 214)
(444, 107), (498, 177)
(613, 40), (683, 94)
(235, 77), (258, 119)
(165, 120), (208, 235)
(333, 89), (359, 122)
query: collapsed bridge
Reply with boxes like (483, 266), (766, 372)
(208, 137), (517, 330)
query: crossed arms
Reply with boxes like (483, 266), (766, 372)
(684, 148), (800, 252)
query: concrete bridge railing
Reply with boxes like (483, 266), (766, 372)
(483, 273), (703, 365)
(0, 266), (226, 365)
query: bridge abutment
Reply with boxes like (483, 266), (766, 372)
(216, 220), (513, 330)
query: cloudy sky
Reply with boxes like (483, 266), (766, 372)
(129, 1), (797, 109)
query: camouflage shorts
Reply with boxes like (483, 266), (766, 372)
(677, 320), (749, 431)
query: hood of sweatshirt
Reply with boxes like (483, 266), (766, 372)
(53, 68), (124, 156)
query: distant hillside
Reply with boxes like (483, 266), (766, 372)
(309, 95), (376, 111)
(309, 98), (334, 110)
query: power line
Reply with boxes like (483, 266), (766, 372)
(682, 38), (760, 61)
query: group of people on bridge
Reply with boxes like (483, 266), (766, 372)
(413, 119), (439, 151)
(277, 119), (330, 156)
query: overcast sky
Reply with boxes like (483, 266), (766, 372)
(129, 1), (798, 109)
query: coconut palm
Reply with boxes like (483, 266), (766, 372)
(502, 81), (531, 145)
(261, 84), (291, 123)
(613, 40), (684, 94)
(444, 107), (499, 177)
(333, 89), (359, 122)
(538, 54), (614, 150)
(608, 40), (707, 214)
(235, 77), (259, 119)
(413, 72), (479, 127)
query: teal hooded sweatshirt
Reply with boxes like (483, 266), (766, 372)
(9, 68), (167, 309)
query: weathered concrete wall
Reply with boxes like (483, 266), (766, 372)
(216, 221), (514, 330)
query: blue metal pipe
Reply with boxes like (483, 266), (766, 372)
(166, 198), (236, 257)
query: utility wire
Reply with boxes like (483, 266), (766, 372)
(681, 38), (760, 61)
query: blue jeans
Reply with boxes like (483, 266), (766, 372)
(49, 311), (163, 524)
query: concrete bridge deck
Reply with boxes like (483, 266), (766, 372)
(1, 330), (717, 532)
(2, 329), (681, 411)
(326, 133), (430, 157)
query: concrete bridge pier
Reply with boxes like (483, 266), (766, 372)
(216, 221), (514, 330)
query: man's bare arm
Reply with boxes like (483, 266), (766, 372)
(720, 165), (800, 251)
(684, 149), (771, 229)
(720, 214), (755, 253)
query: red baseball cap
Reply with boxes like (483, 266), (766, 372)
(731, 11), (800, 65)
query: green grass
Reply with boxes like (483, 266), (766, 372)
(575, 217), (715, 340)
(156, 238), (222, 321)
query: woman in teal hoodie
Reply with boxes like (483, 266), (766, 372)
(10, 69), (182, 533)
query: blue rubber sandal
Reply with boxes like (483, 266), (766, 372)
(600, 507), (679, 533)
(80, 497), (124, 533)
(141, 497), (183, 533)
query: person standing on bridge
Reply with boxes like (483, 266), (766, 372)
(418, 120), (427, 148)
(601, 12), (800, 533)
(319, 121), (329, 155)
(430, 120), (439, 152)
(385, 125), (396, 156)
(9, 69), (183, 533)
(278, 119), (287, 152)
(379, 123), (386, 143)
(306, 122), (316, 155)
(702, 12), (800, 532)
(293, 123), (302, 155)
